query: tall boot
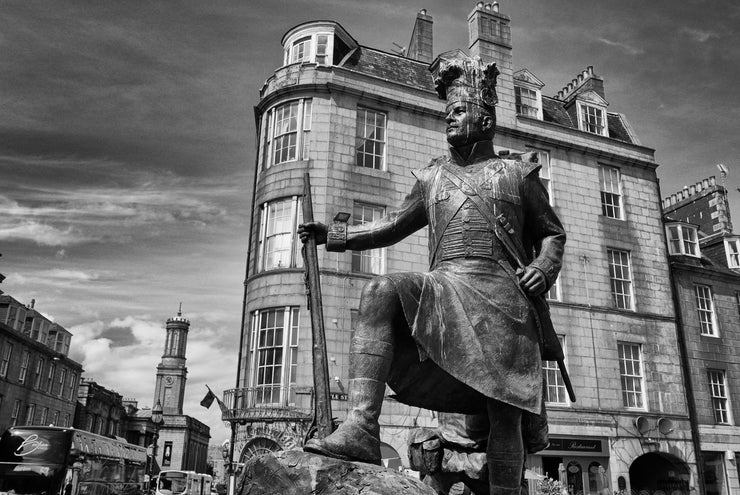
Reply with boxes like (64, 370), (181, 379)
(487, 400), (524, 495)
(303, 337), (392, 464)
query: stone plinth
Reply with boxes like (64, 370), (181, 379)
(236, 450), (436, 495)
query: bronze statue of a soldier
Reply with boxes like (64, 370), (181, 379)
(299, 51), (566, 495)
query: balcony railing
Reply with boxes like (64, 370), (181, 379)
(222, 386), (311, 423)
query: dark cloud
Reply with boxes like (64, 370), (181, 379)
(100, 325), (139, 348)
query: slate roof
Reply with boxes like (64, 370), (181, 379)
(339, 48), (637, 145)
(340, 46), (436, 92)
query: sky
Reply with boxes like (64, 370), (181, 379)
(1, 0), (739, 445)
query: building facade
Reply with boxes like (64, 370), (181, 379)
(74, 378), (127, 438)
(0, 294), (83, 433)
(664, 177), (740, 495)
(230, 4), (697, 493)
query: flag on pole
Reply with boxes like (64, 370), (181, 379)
(200, 385), (229, 417)
(200, 385), (216, 409)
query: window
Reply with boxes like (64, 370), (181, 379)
(0, 342), (13, 377)
(579, 103), (606, 136)
(545, 277), (560, 302)
(261, 98), (312, 169)
(515, 86), (540, 118)
(39, 407), (48, 426)
(355, 108), (387, 170)
(249, 307), (300, 405)
(543, 336), (567, 404)
(62, 413), (70, 427)
(289, 36), (311, 64)
(315, 34), (329, 65)
(703, 452), (728, 495)
(51, 410), (59, 426)
(68, 372), (77, 399)
(608, 249), (633, 310)
(666, 223), (699, 257)
(11, 400), (21, 426)
(283, 33), (334, 66)
(599, 166), (622, 219)
(708, 370), (732, 424)
(18, 350), (30, 383)
(352, 203), (386, 274)
(34, 358), (44, 389)
(736, 292), (740, 316)
(695, 285), (718, 336)
(257, 197), (303, 271)
(618, 342), (644, 409)
(46, 363), (55, 393)
(725, 237), (740, 269)
(25, 404), (36, 425)
(58, 368), (66, 397)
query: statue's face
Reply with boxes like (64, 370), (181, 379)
(445, 101), (494, 148)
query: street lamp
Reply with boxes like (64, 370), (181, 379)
(147, 400), (164, 491)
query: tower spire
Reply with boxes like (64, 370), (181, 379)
(178, 301), (182, 317)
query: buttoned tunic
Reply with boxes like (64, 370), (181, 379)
(338, 140), (565, 415)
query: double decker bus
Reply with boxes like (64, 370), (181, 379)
(0, 426), (147, 495)
(156, 471), (212, 495)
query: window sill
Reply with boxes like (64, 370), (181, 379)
(350, 165), (391, 178)
(699, 333), (721, 339)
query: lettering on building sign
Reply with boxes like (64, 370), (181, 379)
(545, 438), (602, 453)
(330, 392), (348, 401)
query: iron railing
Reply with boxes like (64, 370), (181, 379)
(222, 386), (311, 422)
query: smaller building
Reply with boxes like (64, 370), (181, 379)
(74, 378), (127, 437)
(0, 294), (83, 433)
(664, 176), (740, 495)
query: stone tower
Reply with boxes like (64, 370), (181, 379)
(154, 306), (189, 415)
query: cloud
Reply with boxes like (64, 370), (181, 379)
(597, 38), (645, 56)
(680, 27), (720, 43)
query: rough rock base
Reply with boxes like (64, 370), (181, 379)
(236, 449), (437, 495)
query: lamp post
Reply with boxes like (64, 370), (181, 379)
(147, 400), (164, 492)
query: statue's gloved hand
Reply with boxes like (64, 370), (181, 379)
(298, 222), (328, 245)
(518, 266), (546, 296)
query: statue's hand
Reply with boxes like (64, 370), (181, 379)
(519, 266), (546, 296)
(298, 222), (328, 245)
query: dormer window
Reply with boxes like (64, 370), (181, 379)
(284, 32), (334, 66)
(725, 237), (740, 268)
(513, 69), (544, 120)
(515, 86), (540, 118)
(578, 102), (606, 136)
(665, 222), (700, 257)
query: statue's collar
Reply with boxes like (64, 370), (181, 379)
(448, 140), (495, 165)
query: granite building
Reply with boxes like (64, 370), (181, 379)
(664, 177), (740, 495)
(0, 294), (83, 433)
(229, 4), (696, 493)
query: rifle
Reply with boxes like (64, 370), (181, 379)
(301, 173), (334, 440)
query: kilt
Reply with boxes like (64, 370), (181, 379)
(384, 257), (542, 415)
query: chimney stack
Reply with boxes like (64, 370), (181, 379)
(407, 9), (433, 63)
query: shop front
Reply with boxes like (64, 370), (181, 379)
(528, 436), (610, 495)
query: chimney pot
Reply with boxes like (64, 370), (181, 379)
(419, 8), (426, 15)
(492, 1), (499, 12)
(30, 298), (35, 309)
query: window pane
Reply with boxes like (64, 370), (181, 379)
(708, 370), (731, 424)
(696, 285), (717, 336)
(599, 166), (622, 219)
(542, 336), (567, 403)
(351, 203), (386, 274)
(260, 198), (301, 271)
(608, 249), (632, 310)
(356, 108), (387, 170)
(618, 342), (643, 408)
